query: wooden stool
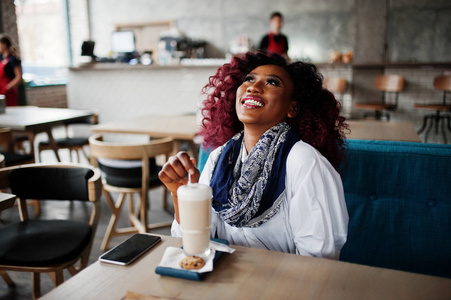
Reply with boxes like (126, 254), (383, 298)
(414, 75), (451, 143)
(354, 74), (405, 121)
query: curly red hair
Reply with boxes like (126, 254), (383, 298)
(199, 51), (348, 170)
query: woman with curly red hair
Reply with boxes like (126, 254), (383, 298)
(159, 51), (349, 259)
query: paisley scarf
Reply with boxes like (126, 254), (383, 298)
(210, 122), (300, 227)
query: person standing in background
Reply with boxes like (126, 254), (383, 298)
(0, 34), (23, 106)
(259, 12), (289, 59)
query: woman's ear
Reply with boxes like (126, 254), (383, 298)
(287, 102), (298, 118)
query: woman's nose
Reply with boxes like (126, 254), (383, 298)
(246, 81), (263, 93)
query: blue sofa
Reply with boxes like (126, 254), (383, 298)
(338, 139), (451, 278)
(198, 139), (451, 278)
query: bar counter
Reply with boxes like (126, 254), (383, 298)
(67, 61), (451, 138)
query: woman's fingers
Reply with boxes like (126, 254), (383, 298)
(158, 152), (200, 186)
(175, 152), (196, 172)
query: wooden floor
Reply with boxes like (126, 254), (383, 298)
(0, 130), (173, 300)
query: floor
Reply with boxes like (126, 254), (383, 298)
(0, 129), (174, 299)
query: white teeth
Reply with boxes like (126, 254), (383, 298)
(244, 99), (264, 107)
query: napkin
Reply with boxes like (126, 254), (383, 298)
(155, 238), (230, 281)
(210, 240), (235, 253)
(158, 247), (215, 273)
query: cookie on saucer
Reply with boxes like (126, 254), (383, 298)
(179, 256), (205, 270)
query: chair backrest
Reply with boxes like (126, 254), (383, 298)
(89, 133), (173, 190)
(374, 74), (405, 92)
(89, 133), (174, 161)
(0, 163), (102, 221)
(323, 77), (347, 94)
(433, 75), (451, 92)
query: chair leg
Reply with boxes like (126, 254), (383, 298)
(32, 272), (41, 299)
(48, 270), (64, 287)
(375, 110), (383, 120)
(162, 187), (168, 210)
(417, 115), (430, 134)
(75, 148), (80, 163)
(0, 271), (15, 287)
(128, 193), (136, 227)
(38, 147), (43, 163)
(434, 112), (440, 135)
(101, 191), (126, 251)
(30, 199), (40, 215)
(440, 116), (447, 144)
(80, 147), (90, 162)
(424, 117), (434, 143)
(140, 192), (148, 232)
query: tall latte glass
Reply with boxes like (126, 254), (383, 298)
(177, 183), (212, 257)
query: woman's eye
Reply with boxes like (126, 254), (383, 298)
(243, 75), (254, 82)
(267, 78), (281, 86)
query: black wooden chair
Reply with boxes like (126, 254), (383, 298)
(0, 163), (102, 298)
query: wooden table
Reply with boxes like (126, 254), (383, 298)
(0, 192), (16, 211)
(0, 106), (94, 161)
(347, 120), (421, 142)
(42, 235), (450, 300)
(91, 114), (201, 160)
(92, 117), (420, 154)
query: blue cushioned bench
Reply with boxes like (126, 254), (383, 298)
(339, 139), (451, 278)
(198, 139), (451, 278)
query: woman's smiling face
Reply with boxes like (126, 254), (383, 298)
(236, 64), (295, 132)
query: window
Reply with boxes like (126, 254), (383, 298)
(16, 0), (69, 86)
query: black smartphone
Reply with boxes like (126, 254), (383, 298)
(99, 234), (161, 265)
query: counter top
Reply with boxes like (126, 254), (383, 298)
(70, 60), (451, 71)
(70, 59), (229, 71)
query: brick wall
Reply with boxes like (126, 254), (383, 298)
(25, 85), (68, 108)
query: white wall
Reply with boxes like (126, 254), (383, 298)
(67, 65), (217, 122)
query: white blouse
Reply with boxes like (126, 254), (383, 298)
(172, 140), (348, 259)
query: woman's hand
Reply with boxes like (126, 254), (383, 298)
(158, 152), (200, 223)
(159, 151), (200, 194)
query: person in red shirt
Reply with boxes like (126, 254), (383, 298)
(259, 12), (289, 60)
(0, 35), (23, 106)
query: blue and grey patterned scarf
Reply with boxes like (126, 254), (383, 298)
(210, 122), (300, 227)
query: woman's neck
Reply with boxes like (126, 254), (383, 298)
(242, 127), (267, 153)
